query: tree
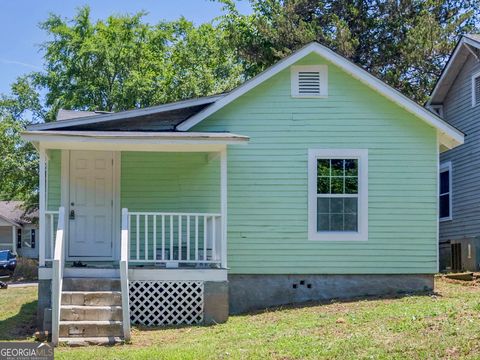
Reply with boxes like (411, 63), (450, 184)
(219, 0), (480, 103)
(0, 76), (44, 209)
(36, 7), (245, 121)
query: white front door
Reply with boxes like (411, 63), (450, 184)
(68, 150), (114, 258)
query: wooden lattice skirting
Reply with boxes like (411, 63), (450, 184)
(129, 280), (204, 326)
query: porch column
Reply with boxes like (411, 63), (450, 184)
(220, 148), (227, 268)
(11, 225), (16, 254)
(38, 145), (47, 267)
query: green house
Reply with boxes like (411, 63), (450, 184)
(23, 42), (463, 346)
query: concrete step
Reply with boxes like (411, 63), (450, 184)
(63, 277), (121, 291)
(59, 320), (123, 338)
(60, 305), (123, 321)
(62, 291), (122, 306)
(58, 336), (124, 347)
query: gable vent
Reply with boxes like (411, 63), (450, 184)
(474, 73), (480, 107)
(298, 71), (321, 95)
(291, 65), (328, 97)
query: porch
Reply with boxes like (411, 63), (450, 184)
(21, 130), (248, 345)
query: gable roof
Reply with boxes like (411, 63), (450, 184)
(27, 42), (463, 149)
(428, 34), (480, 105)
(27, 94), (225, 132)
(177, 42), (463, 149)
(0, 201), (37, 227)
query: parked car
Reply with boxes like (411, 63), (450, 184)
(0, 250), (17, 277)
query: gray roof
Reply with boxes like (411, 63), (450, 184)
(0, 201), (37, 227)
(57, 109), (111, 121)
(28, 94), (226, 132)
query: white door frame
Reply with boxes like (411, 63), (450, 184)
(61, 150), (121, 261)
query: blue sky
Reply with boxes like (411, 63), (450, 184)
(0, 0), (251, 95)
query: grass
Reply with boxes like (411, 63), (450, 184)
(1, 278), (480, 359)
(0, 286), (37, 340)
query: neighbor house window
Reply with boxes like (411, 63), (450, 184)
(30, 229), (36, 249)
(439, 162), (452, 221)
(16, 229), (22, 249)
(291, 65), (328, 98)
(472, 71), (480, 107)
(308, 149), (368, 241)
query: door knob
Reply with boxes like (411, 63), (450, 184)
(69, 210), (75, 220)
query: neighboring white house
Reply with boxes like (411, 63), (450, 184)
(0, 201), (38, 258)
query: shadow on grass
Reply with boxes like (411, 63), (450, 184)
(0, 299), (38, 341)
(242, 289), (441, 317)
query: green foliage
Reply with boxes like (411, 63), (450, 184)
(36, 7), (244, 120)
(219, 0), (480, 103)
(0, 76), (42, 208)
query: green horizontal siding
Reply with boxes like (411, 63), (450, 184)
(47, 149), (61, 211)
(121, 152), (221, 259)
(193, 52), (438, 274)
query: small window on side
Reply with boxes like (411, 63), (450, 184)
(472, 72), (480, 107)
(308, 149), (368, 241)
(439, 162), (452, 221)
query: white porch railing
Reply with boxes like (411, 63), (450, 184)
(51, 207), (66, 346)
(120, 208), (131, 341)
(45, 210), (59, 261)
(127, 211), (223, 266)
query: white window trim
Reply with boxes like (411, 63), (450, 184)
(439, 161), (452, 222)
(472, 71), (480, 107)
(308, 149), (368, 241)
(291, 65), (328, 98)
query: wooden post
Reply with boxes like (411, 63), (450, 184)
(11, 226), (16, 254)
(39, 146), (46, 267)
(220, 147), (227, 269)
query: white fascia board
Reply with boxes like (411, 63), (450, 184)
(21, 131), (248, 152)
(177, 42), (464, 148)
(428, 36), (480, 106)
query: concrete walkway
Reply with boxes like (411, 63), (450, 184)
(7, 282), (38, 288)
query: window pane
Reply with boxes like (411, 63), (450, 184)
(344, 197), (358, 214)
(317, 198), (330, 213)
(330, 198), (343, 214)
(317, 213), (330, 231)
(440, 194), (450, 218)
(330, 214), (344, 231)
(344, 214), (358, 231)
(345, 159), (358, 176)
(317, 159), (330, 177)
(316, 197), (358, 232)
(331, 177), (344, 194)
(317, 177), (330, 194)
(331, 159), (344, 176)
(440, 170), (449, 194)
(345, 177), (358, 194)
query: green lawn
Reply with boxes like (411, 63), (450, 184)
(1, 278), (480, 359)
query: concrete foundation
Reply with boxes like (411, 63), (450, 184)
(228, 274), (434, 314)
(203, 281), (229, 324)
(37, 279), (51, 331)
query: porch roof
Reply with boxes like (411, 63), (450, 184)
(21, 130), (249, 152)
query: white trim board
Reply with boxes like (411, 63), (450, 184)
(176, 42), (463, 150)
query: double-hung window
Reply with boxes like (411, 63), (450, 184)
(308, 149), (368, 241)
(439, 162), (452, 221)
